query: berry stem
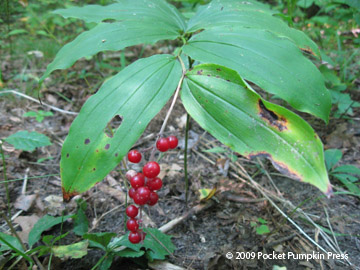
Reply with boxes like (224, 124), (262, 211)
(150, 56), (186, 162)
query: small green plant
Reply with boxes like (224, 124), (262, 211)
(325, 149), (360, 196)
(23, 110), (54, 123)
(251, 217), (271, 235)
(4, 130), (52, 152)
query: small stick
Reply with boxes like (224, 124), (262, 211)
(21, 168), (30, 195)
(0, 90), (78, 115)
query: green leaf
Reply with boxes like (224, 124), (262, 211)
(181, 64), (331, 195)
(53, 0), (186, 30)
(332, 165), (360, 176)
(333, 174), (360, 195)
(183, 28), (331, 123)
(5, 131), (52, 152)
(60, 55), (182, 200)
(28, 215), (73, 247)
(110, 229), (174, 261)
(256, 224), (270, 235)
(83, 232), (116, 250)
(40, 21), (180, 81)
(115, 248), (145, 258)
(186, 0), (320, 57)
(324, 149), (342, 171)
(0, 233), (23, 252)
(73, 207), (89, 236)
(52, 240), (88, 259)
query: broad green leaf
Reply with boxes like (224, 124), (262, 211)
(60, 55), (182, 200)
(52, 241), (88, 259)
(0, 233), (23, 252)
(115, 249), (144, 258)
(186, 0), (320, 57)
(83, 232), (116, 250)
(28, 215), (73, 247)
(111, 229), (174, 261)
(40, 21), (180, 81)
(333, 174), (360, 195)
(324, 149), (342, 171)
(181, 64), (331, 195)
(73, 207), (88, 236)
(332, 165), (360, 176)
(53, 0), (186, 31)
(183, 28), (331, 123)
(5, 131), (52, 152)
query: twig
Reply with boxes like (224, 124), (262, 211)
(159, 201), (214, 233)
(0, 90), (78, 115)
(21, 168), (30, 195)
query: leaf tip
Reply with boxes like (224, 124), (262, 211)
(62, 187), (79, 202)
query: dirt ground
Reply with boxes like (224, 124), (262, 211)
(1, 44), (360, 270)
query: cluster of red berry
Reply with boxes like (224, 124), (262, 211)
(125, 136), (178, 244)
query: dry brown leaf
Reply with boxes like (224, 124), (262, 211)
(14, 194), (37, 211)
(13, 215), (40, 244)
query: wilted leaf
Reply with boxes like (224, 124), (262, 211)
(52, 241), (88, 259)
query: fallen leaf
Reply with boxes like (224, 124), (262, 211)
(14, 194), (37, 211)
(13, 215), (40, 244)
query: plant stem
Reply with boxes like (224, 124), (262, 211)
(149, 56), (186, 162)
(184, 113), (190, 207)
(121, 160), (129, 231)
(0, 141), (10, 215)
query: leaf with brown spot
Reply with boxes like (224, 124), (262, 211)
(181, 64), (331, 196)
(60, 55), (182, 200)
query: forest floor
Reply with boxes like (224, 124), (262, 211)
(1, 33), (360, 270)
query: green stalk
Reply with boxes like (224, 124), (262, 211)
(184, 113), (190, 206)
(0, 141), (10, 215)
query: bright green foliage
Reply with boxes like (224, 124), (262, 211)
(181, 64), (331, 195)
(325, 149), (360, 196)
(83, 232), (116, 251)
(52, 241), (88, 259)
(5, 131), (52, 152)
(40, 0), (186, 81)
(183, 28), (330, 122)
(110, 228), (175, 261)
(23, 110), (54, 123)
(42, 0), (333, 199)
(60, 55), (182, 199)
(28, 214), (73, 247)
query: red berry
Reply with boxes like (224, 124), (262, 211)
(129, 231), (141, 244)
(130, 173), (145, 189)
(146, 177), (163, 191)
(167, 135), (178, 149)
(143, 161), (160, 178)
(128, 188), (136, 199)
(133, 186), (150, 205)
(147, 192), (159, 206)
(126, 218), (139, 232)
(127, 150), (142, 163)
(156, 137), (170, 152)
(125, 205), (138, 218)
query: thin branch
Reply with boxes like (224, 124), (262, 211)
(0, 90), (78, 115)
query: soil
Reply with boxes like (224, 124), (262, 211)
(1, 43), (360, 270)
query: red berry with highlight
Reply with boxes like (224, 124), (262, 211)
(156, 137), (170, 152)
(128, 188), (136, 199)
(146, 177), (163, 191)
(129, 231), (141, 244)
(127, 150), (142, 163)
(147, 192), (159, 206)
(143, 161), (160, 178)
(126, 218), (139, 232)
(125, 205), (138, 218)
(167, 135), (178, 149)
(130, 173), (145, 189)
